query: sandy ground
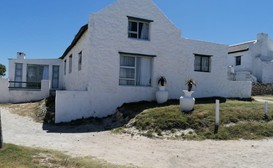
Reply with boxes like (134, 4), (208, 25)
(1, 107), (273, 168)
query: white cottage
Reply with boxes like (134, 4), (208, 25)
(228, 33), (273, 83)
(55, 0), (251, 123)
(0, 52), (62, 103)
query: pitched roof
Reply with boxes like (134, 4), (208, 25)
(228, 40), (256, 54)
(60, 24), (88, 59)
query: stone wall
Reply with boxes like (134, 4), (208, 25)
(252, 83), (273, 96)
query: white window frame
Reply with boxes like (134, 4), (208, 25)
(119, 52), (154, 86)
(120, 55), (137, 85)
(128, 16), (152, 41)
(194, 54), (211, 72)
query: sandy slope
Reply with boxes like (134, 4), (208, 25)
(1, 107), (273, 168)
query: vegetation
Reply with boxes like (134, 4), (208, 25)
(127, 99), (273, 140)
(157, 76), (167, 86)
(4, 100), (47, 123)
(185, 79), (196, 91)
(0, 64), (6, 77)
(0, 144), (129, 168)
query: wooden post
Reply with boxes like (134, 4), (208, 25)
(0, 110), (3, 149)
(214, 100), (220, 134)
(264, 101), (269, 120)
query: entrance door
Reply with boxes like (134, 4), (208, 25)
(52, 65), (59, 89)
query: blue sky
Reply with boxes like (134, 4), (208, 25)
(1, 0), (273, 71)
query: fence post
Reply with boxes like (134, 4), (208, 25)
(214, 100), (220, 134)
(264, 101), (269, 120)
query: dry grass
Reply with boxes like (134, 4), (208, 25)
(126, 99), (273, 140)
(0, 144), (130, 168)
(1, 100), (46, 123)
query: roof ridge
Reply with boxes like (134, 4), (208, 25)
(229, 40), (257, 47)
(60, 24), (88, 59)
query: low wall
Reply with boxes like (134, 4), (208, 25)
(0, 79), (50, 103)
(252, 83), (273, 96)
(55, 90), (93, 123)
(224, 81), (252, 98)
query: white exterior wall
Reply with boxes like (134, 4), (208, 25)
(55, 90), (93, 123)
(0, 79), (50, 103)
(56, 0), (251, 122)
(9, 58), (63, 89)
(62, 31), (90, 91)
(228, 51), (253, 72)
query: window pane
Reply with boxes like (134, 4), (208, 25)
(119, 79), (135, 86)
(202, 57), (209, 71)
(119, 54), (152, 86)
(69, 55), (72, 73)
(136, 57), (151, 86)
(120, 68), (135, 78)
(129, 33), (138, 38)
(120, 56), (135, 67)
(139, 23), (149, 40)
(236, 56), (241, 66)
(129, 21), (137, 32)
(194, 56), (201, 71)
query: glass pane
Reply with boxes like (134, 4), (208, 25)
(194, 56), (201, 71)
(202, 57), (210, 72)
(120, 56), (135, 67)
(140, 23), (149, 40)
(120, 68), (135, 78)
(129, 33), (138, 38)
(119, 79), (135, 86)
(128, 21), (137, 32)
(136, 57), (152, 86)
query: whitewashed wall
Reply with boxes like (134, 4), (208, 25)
(0, 78), (9, 103)
(56, 0), (252, 122)
(0, 79), (50, 103)
(62, 31), (90, 91)
(55, 90), (93, 123)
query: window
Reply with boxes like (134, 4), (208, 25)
(64, 60), (66, 75)
(78, 51), (82, 71)
(52, 65), (59, 89)
(69, 55), (72, 73)
(27, 64), (49, 87)
(235, 56), (241, 66)
(14, 63), (23, 87)
(128, 16), (152, 40)
(119, 53), (153, 86)
(194, 54), (211, 72)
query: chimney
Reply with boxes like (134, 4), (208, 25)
(257, 33), (269, 41)
(17, 52), (26, 60)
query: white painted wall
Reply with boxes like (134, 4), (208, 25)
(62, 31), (90, 91)
(55, 90), (93, 123)
(9, 58), (63, 89)
(0, 79), (50, 103)
(56, 0), (252, 122)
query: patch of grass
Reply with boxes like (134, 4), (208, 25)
(130, 100), (273, 140)
(0, 144), (131, 168)
(112, 127), (126, 134)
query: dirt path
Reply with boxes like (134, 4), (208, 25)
(1, 107), (273, 168)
